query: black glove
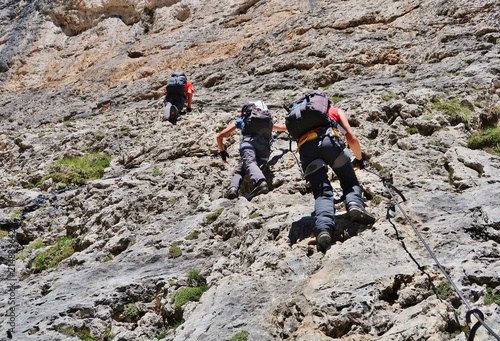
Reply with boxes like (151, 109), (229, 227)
(220, 150), (229, 162)
(352, 158), (366, 170)
(186, 107), (192, 113)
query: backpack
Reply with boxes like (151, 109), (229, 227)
(166, 72), (187, 96)
(285, 92), (337, 140)
(241, 102), (274, 139)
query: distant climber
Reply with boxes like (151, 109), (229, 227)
(285, 92), (375, 253)
(217, 101), (287, 200)
(162, 72), (195, 124)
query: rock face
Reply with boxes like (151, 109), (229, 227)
(0, 0), (499, 340)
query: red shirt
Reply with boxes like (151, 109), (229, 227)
(185, 80), (194, 94)
(328, 106), (339, 123)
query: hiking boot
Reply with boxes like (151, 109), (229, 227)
(245, 180), (269, 201)
(255, 179), (269, 194)
(348, 205), (376, 225)
(169, 105), (179, 124)
(227, 187), (238, 199)
(316, 230), (332, 253)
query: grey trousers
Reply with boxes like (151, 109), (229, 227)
(229, 135), (270, 188)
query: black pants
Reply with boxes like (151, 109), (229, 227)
(164, 94), (185, 112)
(299, 134), (363, 236)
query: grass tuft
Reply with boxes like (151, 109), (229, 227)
(204, 208), (224, 225)
(467, 126), (500, 156)
(173, 285), (207, 309)
(230, 331), (250, 341)
(432, 98), (472, 127)
(31, 237), (75, 273)
(37, 152), (111, 187)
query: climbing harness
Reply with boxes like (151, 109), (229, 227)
(365, 166), (500, 341)
(297, 129), (320, 149)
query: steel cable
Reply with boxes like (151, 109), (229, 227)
(365, 167), (500, 341)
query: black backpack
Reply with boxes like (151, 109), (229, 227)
(241, 102), (274, 139)
(285, 92), (336, 140)
(166, 72), (187, 96)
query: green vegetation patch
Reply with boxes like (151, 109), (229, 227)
(467, 126), (500, 156)
(432, 98), (472, 127)
(39, 152), (111, 187)
(58, 326), (96, 341)
(249, 211), (261, 219)
(185, 230), (200, 240)
(118, 126), (131, 137)
(264, 261), (278, 270)
(331, 96), (343, 104)
(94, 131), (106, 141)
(156, 330), (168, 339)
(435, 280), (453, 299)
(484, 287), (500, 305)
(406, 126), (419, 135)
(173, 269), (207, 308)
(10, 209), (22, 219)
(230, 331), (250, 341)
(152, 167), (163, 177)
(187, 269), (201, 282)
(168, 242), (182, 258)
(31, 236), (75, 273)
(371, 195), (383, 205)
(381, 90), (399, 101)
(16, 251), (29, 260)
(101, 255), (113, 263)
(28, 239), (45, 250)
(173, 285), (207, 309)
(120, 303), (141, 323)
(204, 208), (224, 225)
(0, 228), (8, 239)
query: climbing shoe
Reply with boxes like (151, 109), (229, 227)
(316, 230), (332, 253)
(245, 180), (269, 201)
(348, 205), (376, 225)
(227, 187), (238, 199)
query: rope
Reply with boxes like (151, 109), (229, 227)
(284, 132), (304, 178)
(366, 166), (500, 341)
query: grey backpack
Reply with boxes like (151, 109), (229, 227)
(241, 102), (274, 139)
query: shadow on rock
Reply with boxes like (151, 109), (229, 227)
(289, 212), (372, 245)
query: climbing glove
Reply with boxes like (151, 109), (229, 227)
(352, 158), (366, 170)
(220, 150), (229, 162)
